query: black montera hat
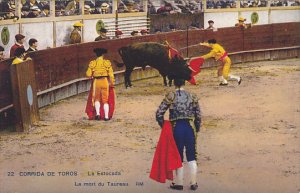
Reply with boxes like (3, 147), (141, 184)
(93, 48), (107, 56)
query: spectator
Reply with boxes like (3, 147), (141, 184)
(84, 5), (91, 15)
(206, 20), (216, 30)
(148, 3), (156, 14)
(10, 34), (25, 58)
(27, 6), (41, 18)
(12, 47), (30, 65)
(169, 24), (176, 31)
(235, 17), (251, 29)
(0, 46), (5, 61)
(100, 2), (110, 14)
(65, 0), (80, 16)
(124, 1), (139, 13)
(157, 2), (174, 14)
(27, 38), (38, 52)
(114, 30), (123, 39)
(95, 28), (110, 41)
(21, 5), (30, 18)
(55, 3), (65, 16)
(131, 30), (139, 36)
(70, 22), (84, 44)
(23, 0), (43, 9)
(40, 4), (50, 17)
(0, 1), (16, 20)
(140, 29), (149, 35)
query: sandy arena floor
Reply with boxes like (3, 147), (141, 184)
(0, 58), (299, 193)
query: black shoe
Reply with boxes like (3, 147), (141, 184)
(104, 118), (110, 121)
(190, 183), (198, 191)
(219, 83), (228, 86)
(95, 115), (100, 120)
(170, 183), (183, 190)
(238, 77), (242, 85)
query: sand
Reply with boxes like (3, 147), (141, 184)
(0, 58), (299, 193)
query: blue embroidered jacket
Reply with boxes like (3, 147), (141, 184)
(156, 89), (201, 132)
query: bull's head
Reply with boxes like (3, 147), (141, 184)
(169, 56), (192, 81)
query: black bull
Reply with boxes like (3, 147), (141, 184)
(115, 42), (192, 88)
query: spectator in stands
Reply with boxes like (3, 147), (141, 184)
(206, 0), (215, 8)
(84, 5), (91, 15)
(131, 30), (139, 36)
(0, 46), (5, 61)
(0, 1), (16, 20)
(148, 2), (156, 14)
(100, 2), (111, 14)
(157, 2), (174, 14)
(169, 24), (176, 31)
(27, 38), (38, 52)
(124, 1), (139, 13)
(114, 30), (123, 39)
(40, 4), (50, 17)
(27, 6), (41, 18)
(95, 28), (110, 41)
(12, 47), (31, 65)
(140, 29), (149, 35)
(55, 3), (65, 16)
(70, 22), (84, 44)
(23, 0), (43, 9)
(206, 20), (216, 30)
(65, 0), (80, 15)
(21, 5), (30, 18)
(235, 17), (251, 29)
(10, 34), (25, 58)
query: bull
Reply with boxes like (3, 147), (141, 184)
(115, 42), (192, 88)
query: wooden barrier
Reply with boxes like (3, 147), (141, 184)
(0, 22), (299, 130)
(10, 60), (39, 132)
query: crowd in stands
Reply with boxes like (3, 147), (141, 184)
(240, 0), (267, 7)
(207, 0), (237, 8)
(270, 0), (300, 6)
(148, 0), (202, 14)
(0, 0), (17, 20)
(21, 0), (50, 18)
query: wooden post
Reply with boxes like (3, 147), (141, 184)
(10, 60), (39, 132)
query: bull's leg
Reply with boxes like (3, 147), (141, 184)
(125, 67), (133, 88)
(163, 75), (168, 86)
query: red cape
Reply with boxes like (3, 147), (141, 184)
(85, 79), (115, 120)
(187, 57), (205, 85)
(149, 121), (182, 183)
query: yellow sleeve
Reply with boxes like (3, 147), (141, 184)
(200, 42), (210, 47)
(201, 49), (217, 59)
(86, 60), (96, 77)
(106, 60), (115, 84)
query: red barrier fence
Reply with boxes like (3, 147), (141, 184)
(1, 22), (300, 128)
